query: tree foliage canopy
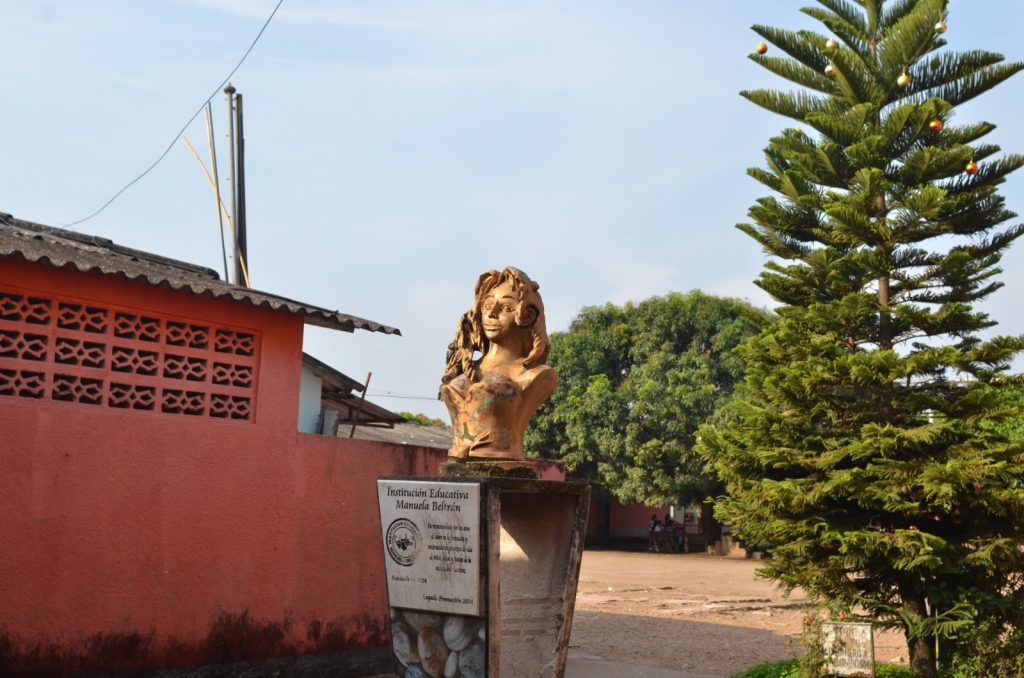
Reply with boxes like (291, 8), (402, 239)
(396, 411), (448, 428)
(983, 386), (1024, 441)
(525, 291), (772, 507)
(696, 1), (1024, 675)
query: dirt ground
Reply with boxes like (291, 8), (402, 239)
(569, 550), (909, 677)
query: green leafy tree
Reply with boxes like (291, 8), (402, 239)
(697, 2), (1024, 676)
(984, 386), (1024, 441)
(396, 411), (448, 428)
(525, 291), (771, 510)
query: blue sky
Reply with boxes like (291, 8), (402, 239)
(3, 1), (1023, 419)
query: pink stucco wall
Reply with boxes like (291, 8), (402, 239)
(0, 260), (446, 675)
(587, 498), (672, 538)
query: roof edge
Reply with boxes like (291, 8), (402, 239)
(0, 214), (402, 336)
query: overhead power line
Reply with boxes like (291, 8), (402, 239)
(62, 0), (286, 229)
(368, 393), (439, 401)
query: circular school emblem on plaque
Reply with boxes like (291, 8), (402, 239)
(385, 518), (421, 566)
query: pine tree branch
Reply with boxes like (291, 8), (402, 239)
(751, 55), (835, 93)
(802, 7), (869, 59)
(881, 0), (930, 29)
(815, 0), (867, 34)
(904, 50), (1007, 93)
(911, 62), (1024, 107)
(878, 0), (944, 75)
(740, 89), (829, 123)
(753, 25), (832, 75)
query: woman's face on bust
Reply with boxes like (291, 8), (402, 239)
(480, 281), (519, 342)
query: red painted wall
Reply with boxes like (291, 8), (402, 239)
(587, 498), (671, 538)
(0, 260), (447, 675)
(612, 501), (671, 534)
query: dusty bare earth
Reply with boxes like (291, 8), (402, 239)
(569, 550), (909, 677)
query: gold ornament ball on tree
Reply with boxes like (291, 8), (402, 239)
(935, 21), (948, 34)
(825, 37), (838, 50)
(965, 160), (979, 175)
(824, 63), (837, 77)
(929, 119), (943, 133)
(755, 41), (768, 55)
(897, 72), (912, 87)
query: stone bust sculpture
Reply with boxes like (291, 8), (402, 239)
(440, 267), (557, 460)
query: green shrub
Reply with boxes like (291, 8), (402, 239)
(730, 661), (916, 678)
(876, 666), (916, 678)
(731, 660), (798, 678)
(946, 619), (1024, 678)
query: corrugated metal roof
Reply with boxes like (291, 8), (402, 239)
(0, 213), (400, 336)
(350, 421), (452, 449)
(324, 392), (406, 426)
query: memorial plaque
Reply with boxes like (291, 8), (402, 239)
(377, 479), (483, 616)
(823, 622), (874, 677)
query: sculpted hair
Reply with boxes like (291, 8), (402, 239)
(441, 267), (550, 385)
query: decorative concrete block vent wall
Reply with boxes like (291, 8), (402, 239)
(1, 289), (257, 418)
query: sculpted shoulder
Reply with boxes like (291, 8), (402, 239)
(521, 364), (556, 392)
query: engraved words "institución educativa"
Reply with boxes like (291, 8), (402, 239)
(386, 485), (470, 513)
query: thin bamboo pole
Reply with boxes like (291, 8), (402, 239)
(181, 136), (251, 287)
(203, 103), (229, 281)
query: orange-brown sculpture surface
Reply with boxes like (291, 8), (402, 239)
(440, 267), (557, 460)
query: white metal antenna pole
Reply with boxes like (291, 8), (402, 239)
(204, 103), (229, 281)
(224, 83), (238, 285)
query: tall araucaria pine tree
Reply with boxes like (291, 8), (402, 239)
(696, 2), (1024, 676)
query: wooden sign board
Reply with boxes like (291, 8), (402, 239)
(377, 479), (483, 617)
(822, 622), (874, 677)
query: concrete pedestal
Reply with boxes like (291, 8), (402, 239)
(487, 477), (590, 677)
(378, 471), (589, 678)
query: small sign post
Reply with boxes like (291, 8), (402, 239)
(377, 475), (590, 677)
(377, 478), (489, 677)
(822, 622), (875, 677)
